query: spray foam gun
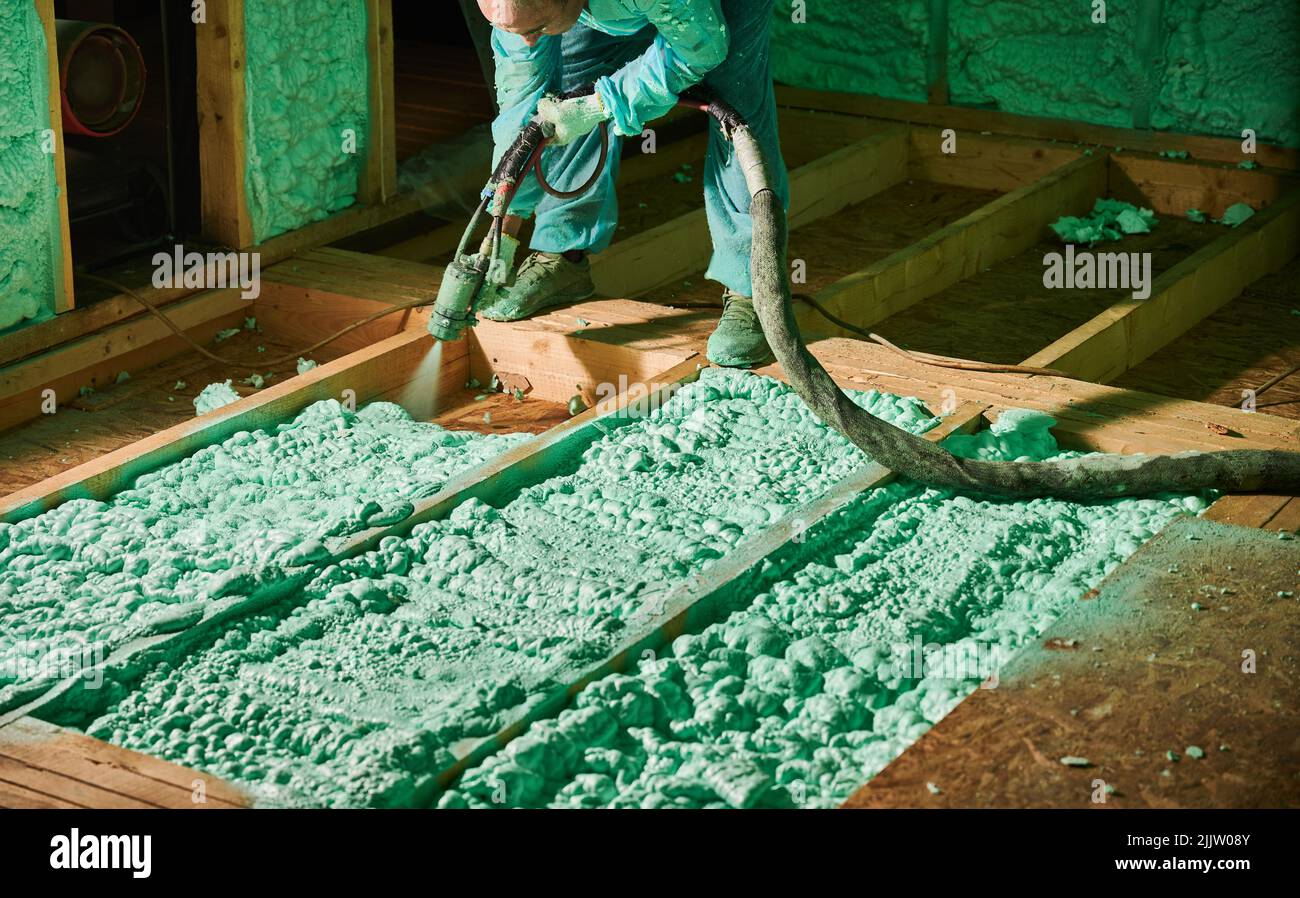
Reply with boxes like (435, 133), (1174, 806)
(427, 87), (612, 343)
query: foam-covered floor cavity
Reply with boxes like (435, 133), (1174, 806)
(0, 400), (527, 708)
(78, 370), (940, 807)
(439, 410), (1208, 808)
(243, 0), (369, 242)
(0, 0), (59, 330)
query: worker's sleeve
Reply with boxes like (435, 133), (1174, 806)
(489, 28), (561, 219)
(594, 0), (730, 138)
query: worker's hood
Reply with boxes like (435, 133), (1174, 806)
(578, 0), (665, 37)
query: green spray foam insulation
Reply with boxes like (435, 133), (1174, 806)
(0, 400), (529, 711)
(773, 1), (1299, 148)
(243, 0), (370, 243)
(35, 371), (1209, 808)
(770, 0), (929, 102)
(440, 410), (1209, 809)
(1050, 198), (1158, 245)
(0, 0), (60, 331)
(56, 370), (939, 807)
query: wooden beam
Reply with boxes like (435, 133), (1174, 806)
(777, 84), (1300, 171)
(1108, 152), (1294, 218)
(195, 0), (254, 248)
(257, 248), (438, 353)
(471, 301), (704, 404)
(908, 127), (1086, 192)
(359, 0), (397, 205)
(0, 289), (252, 429)
(789, 337), (1299, 457)
(0, 717), (249, 809)
(34, 0), (74, 314)
(591, 124), (910, 298)
(1023, 190), (1300, 383)
(807, 152), (1108, 339)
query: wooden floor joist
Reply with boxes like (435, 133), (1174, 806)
(1024, 190), (1300, 383)
(427, 400), (990, 792)
(807, 151), (1108, 339)
(591, 122), (909, 298)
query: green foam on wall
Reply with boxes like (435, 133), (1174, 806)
(770, 0), (1300, 148)
(1154, 0), (1300, 147)
(948, 0), (1144, 130)
(243, 0), (371, 243)
(771, 0), (930, 102)
(0, 0), (59, 331)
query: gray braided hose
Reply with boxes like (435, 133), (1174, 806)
(733, 126), (1300, 501)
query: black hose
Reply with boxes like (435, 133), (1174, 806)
(688, 97), (1300, 500)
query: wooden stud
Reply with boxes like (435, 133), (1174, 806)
(1023, 190), (1300, 383)
(359, 0), (397, 206)
(195, 0), (254, 249)
(34, 0), (74, 314)
(925, 0), (950, 106)
(808, 152), (1108, 338)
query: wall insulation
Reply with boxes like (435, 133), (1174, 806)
(0, 0), (59, 331)
(771, 0), (1300, 147)
(771, 0), (930, 102)
(242, 0), (371, 243)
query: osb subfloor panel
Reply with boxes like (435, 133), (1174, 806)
(875, 215), (1224, 365)
(0, 329), (349, 497)
(432, 387), (573, 435)
(845, 516), (1300, 809)
(1114, 258), (1300, 420)
(0, 716), (249, 809)
(635, 179), (1002, 308)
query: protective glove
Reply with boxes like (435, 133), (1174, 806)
(536, 93), (610, 147)
(481, 232), (521, 287)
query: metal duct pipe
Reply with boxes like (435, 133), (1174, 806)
(55, 19), (147, 138)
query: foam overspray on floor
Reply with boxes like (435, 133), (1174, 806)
(0, 400), (528, 710)
(63, 370), (940, 807)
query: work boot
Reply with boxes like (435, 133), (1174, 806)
(477, 251), (595, 322)
(707, 290), (774, 368)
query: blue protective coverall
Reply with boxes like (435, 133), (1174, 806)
(490, 0), (790, 297)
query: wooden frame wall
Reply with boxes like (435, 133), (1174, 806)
(34, 0), (75, 314)
(195, 0), (254, 249)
